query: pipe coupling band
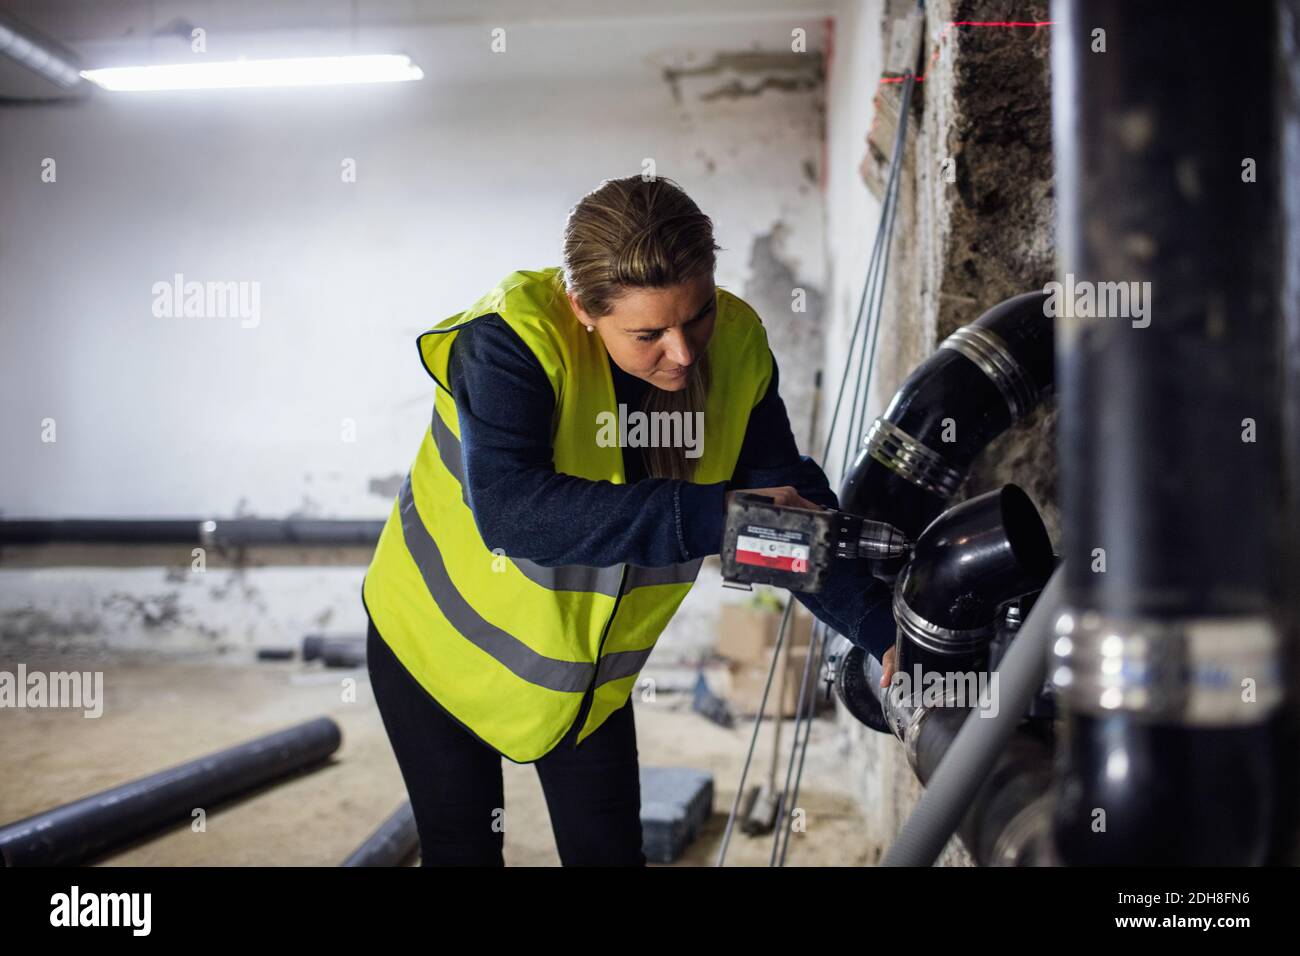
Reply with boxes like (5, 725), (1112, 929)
(902, 704), (930, 774)
(865, 418), (964, 499)
(882, 682), (914, 740)
(884, 679), (966, 740)
(1051, 608), (1283, 726)
(940, 325), (1039, 420)
(893, 589), (996, 656)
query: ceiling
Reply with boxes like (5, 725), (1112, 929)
(0, 0), (834, 100)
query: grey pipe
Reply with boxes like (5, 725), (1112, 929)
(905, 705), (1054, 865)
(880, 567), (1062, 866)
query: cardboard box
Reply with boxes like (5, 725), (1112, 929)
(716, 604), (813, 667)
(725, 646), (830, 718)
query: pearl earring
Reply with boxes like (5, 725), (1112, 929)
(585, 325), (593, 332)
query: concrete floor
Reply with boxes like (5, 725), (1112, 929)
(0, 645), (873, 866)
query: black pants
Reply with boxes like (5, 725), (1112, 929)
(365, 616), (646, 866)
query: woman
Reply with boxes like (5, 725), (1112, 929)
(362, 175), (895, 866)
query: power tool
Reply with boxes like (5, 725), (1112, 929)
(719, 492), (910, 593)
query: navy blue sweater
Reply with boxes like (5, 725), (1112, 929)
(444, 313), (895, 661)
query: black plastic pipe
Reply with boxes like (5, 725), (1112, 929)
(834, 643), (892, 735)
(1050, 0), (1284, 865)
(893, 485), (1055, 680)
(341, 802), (419, 867)
(0, 518), (383, 547)
(835, 488), (1053, 736)
(0, 519), (205, 545)
(322, 643), (367, 669)
(302, 635), (366, 663)
(882, 568), (1064, 866)
(1273, 0), (1300, 867)
(839, 291), (1054, 544)
(0, 717), (342, 866)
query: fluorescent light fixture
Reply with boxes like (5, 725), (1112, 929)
(80, 54), (423, 92)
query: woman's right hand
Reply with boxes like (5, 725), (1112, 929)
(726, 486), (824, 511)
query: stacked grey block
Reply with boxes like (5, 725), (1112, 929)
(639, 766), (713, 863)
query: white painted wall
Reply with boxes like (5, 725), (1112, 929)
(0, 12), (832, 650)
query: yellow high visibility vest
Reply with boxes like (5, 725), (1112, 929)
(362, 266), (773, 762)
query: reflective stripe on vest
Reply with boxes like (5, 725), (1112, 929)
(427, 405), (703, 595)
(398, 467), (664, 691)
(397, 472), (595, 693)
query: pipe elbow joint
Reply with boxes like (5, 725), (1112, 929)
(838, 291), (1055, 544)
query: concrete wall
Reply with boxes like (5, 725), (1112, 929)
(0, 9), (832, 655)
(820, 0), (1055, 864)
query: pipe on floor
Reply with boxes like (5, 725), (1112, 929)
(341, 802), (419, 867)
(0, 717), (342, 866)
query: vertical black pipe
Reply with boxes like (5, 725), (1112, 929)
(1276, 0), (1300, 866)
(1051, 0), (1284, 864)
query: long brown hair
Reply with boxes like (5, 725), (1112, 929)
(558, 175), (718, 480)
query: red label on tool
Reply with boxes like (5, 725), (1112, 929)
(735, 532), (810, 572)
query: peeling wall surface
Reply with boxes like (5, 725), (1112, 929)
(0, 13), (830, 652)
(821, 0), (1055, 865)
(933, 0), (1057, 540)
